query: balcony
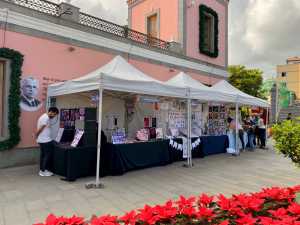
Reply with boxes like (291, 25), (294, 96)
(5, 0), (171, 51)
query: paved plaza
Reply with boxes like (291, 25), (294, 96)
(0, 144), (299, 225)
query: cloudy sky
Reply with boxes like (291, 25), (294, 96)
(58, 0), (300, 79)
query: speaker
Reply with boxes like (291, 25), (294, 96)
(84, 108), (97, 121)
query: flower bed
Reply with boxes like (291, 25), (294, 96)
(35, 185), (300, 225)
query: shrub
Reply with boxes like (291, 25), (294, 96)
(272, 119), (300, 166)
(34, 185), (300, 225)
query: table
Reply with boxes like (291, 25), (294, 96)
(200, 135), (228, 156)
(168, 137), (204, 162)
(52, 135), (228, 181)
(108, 140), (171, 175)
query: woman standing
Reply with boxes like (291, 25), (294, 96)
(258, 114), (266, 149)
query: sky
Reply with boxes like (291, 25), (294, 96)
(55, 0), (300, 79)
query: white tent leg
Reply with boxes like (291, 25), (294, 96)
(235, 103), (239, 155)
(265, 108), (269, 146)
(187, 98), (192, 167)
(86, 88), (104, 189)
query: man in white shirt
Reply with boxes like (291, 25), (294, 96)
(36, 107), (59, 177)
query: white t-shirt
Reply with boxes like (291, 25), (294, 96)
(37, 113), (52, 143)
(258, 118), (265, 129)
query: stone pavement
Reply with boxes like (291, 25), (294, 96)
(0, 146), (299, 225)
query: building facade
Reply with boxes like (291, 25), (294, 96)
(0, 0), (229, 168)
(277, 57), (300, 99)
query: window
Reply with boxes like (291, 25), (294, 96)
(0, 61), (6, 138)
(281, 72), (287, 77)
(147, 14), (158, 38)
(203, 13), (214, 53)
(199, 5), (219, 58)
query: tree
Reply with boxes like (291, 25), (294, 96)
(272, 119), (300, 166)
(228, 65), (264, 98)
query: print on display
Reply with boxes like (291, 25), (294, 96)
(20, 77), (42, 112)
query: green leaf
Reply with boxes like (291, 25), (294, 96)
(295, 193), (300, 204)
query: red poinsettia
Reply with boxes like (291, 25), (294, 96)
(34, 185), (300, 225)
(90, 215), (119, 225)
(198, 193), (214, 207)
(33, 214), (85, 225)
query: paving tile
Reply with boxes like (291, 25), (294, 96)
(0, 145), (300, 223)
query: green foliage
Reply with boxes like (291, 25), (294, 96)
(228, 65), (264, 98)
(272, 119), (300, 166)
(0, 48), (23, 151)
(199, 4), (219, 58)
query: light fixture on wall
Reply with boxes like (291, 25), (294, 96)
(68, 46), (75, 52)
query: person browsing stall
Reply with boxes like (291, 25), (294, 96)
(36, 107), (59, 177)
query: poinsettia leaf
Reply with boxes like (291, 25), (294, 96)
(295, 193), (300, 204)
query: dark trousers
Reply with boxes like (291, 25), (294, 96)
(39, 141), (54, 171)
(259, 128), (266, 147)
(239, 130), (245, 149)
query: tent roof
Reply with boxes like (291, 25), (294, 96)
(165, 72), (211, 90)
(165, 72), (237, 103)
(211, 80), (269, 107)
(48, 56), (187, 98)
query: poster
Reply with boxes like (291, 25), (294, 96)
(20, 77), (42, 112)
(55, 128), (64, 143)
(71, 129), (84, 147)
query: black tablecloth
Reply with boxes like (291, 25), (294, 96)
(168, 137), (204, 162)
(53, 135), (228, 181)
(108, 140), (170, 176)
(53, 145), (97, 181)
(200, 135), (228, 156)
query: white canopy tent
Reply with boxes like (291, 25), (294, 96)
(210, 80), (269, 108)
(48, 55), (188, 188)
(211, 80), (270, 155)
(165, 73), (270, 161)
(165, 72), (233, 166)
(48, 55), (187, 98)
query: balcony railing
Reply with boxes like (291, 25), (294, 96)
(5, 0), (170, 51)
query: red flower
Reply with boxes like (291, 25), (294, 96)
(136, 205), (160, 225)
(90, 215), (119, 225)
(119, 210), (136, 225)
(235, 214), (257, 225)
(198, 194), (214, 207)
(288, 202), (300, 215)
(33, 214), (85, 225)
(269, 207), (288, 218)
(196, 207), (214, 218)
(219, 220), (230, 225)
(152, 200), (178, 219)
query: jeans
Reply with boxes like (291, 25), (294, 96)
(39, 141), (54, 172)
(248, 132), (255, 149)
(259, 128), (266, 147)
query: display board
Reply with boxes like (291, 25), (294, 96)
(207, 104), (227, 136)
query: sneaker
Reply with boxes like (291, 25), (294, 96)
(39, 170), (52, 177)
(45, 170), (54, 176)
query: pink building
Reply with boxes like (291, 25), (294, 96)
(0, 0), (229, 167)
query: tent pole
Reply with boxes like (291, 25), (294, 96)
(235, 102), (239, 155)
(188, 98), (192, 167)
(86, 88), (104, 189)
(95, 88), (103, 188)
(265, 108), (269, 146)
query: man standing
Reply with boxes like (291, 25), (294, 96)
(36, 107), (59, 177)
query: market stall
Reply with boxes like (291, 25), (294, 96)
(48, 56), (189, 185)
(210, 80), (270, 154)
